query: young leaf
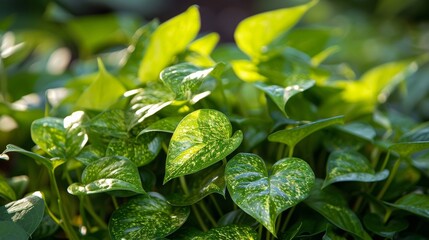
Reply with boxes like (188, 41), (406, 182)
(137, 116), (182, 135)
(304, 180), (370, 240)
(255, 80), (315, 117)
(268, 115), (344, 149)
(67, 156), (145, 196)
(177, 225), (258, 240)
(323, 150), (389, 188)
(2, 144), (64, 171)
(386, 193), (429, 219)
(76, 59), (126, 111)
(225, 153), (315, 236)
(164, 109), (242, 183)
(189, 32), (219, 56)
(0, 191), (45, 237)
(234, 0), (317, 59)
(106, 133), (162, 167)
(139, 6), (200, 82)
(160, 63), (216, 100)
(109, 193), (189, 240)
(0, 177), (16, 201)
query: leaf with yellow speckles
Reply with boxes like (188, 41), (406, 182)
(164, 109), (242, 183)
(225, 153), (315, 236)
(67, 156), (145, 196)
(109, 193), (189, 239)
(176, 224), (258, 239)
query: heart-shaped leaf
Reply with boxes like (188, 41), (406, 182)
(87, 109), (128, 139)
(165, 162), (226, 206)
(0, 177), (16, 201)
(268, 115), (344, 149)
(109, 193), (189, 240)
(389, 141), (429, 158)
(67, 156), (145, 196)
(386, 193), (429, 219)
(106, 133), (162, 167)
(255, 80), (315, 117)
(323, 150), (389, 188)
(0, 191), (45, 237)
(304, 180), (370, 240)
(363, 213), (408, 238)
(225, 153), (315, 236)
(138, 116), (182, 135)
(164, 109), (242, 183)
(160, 63), (216, 100)
(2, 144), (64, 171)
(176, 225), (258, 240)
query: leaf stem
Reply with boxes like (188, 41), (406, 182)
(376, 159), (401, 200)
(209, 194), (223, 216)
(288, 145), (295, 158)
(111, 196), (119, 210)
(84, 196), (108, 229)
(192, 204), (208, 232)
(179, 176), (190, 195)
(281, 206), (295, 232)
(0, 56), (7, 102)
(198, 201), (217, 227)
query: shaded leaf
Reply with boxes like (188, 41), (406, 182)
(225, 153), (315, 236)
(109, 193), (189, 240)
(67, 156), (145, 196)
(137, 116), (182, 135)
(0, 221), (28, 240)
(386, 193), (429, 219)
(2, 144), (64, 171)
(217, 209), (258, 227)
(323, 150), (389, 188)
(389, 141), (429, 158)
(164, 109), (242, 183)
(363, 213), (408, 238)
(178, 225), (257, 240)
(75, 145), (105, 165)
(336, 122), (376, 141)
(0, 177), (16, 201)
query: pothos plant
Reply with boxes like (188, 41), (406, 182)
(2, 0), (429, 239)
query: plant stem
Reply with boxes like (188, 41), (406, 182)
(376, 159), (401, 200)
(111, 196), (119, 210)
(383, 208), (393, 224)
(281, 206), (295, 232)
(198, 201), (217, 227)
(258, 224), (263, 239)
(192, 204), (208, 232)
(84, 196), (108, 229)
(179, 176), (190, 195)
(0, 56), (7, 102)
(288, 145), (295, 158)
(209, 194), (223, 216)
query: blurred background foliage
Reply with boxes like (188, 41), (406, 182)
(1, 0), (429, 156)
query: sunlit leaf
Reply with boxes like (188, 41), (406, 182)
(323, 150), (389, 188)
(137, 116), (182, 135)
(268, 116), (344, 149)
(139, 6), (200, 82)
(363, 213), (408, 238)
(0, 191), (45, 237)
(386, 193), (429, 219)
(178, 225), (258, 240)
(76, 59), (126, 111)
(304, 180), (370, 240)
(109, 193), (189, 240)
(234, 0), (317, 59)
(231, 60), (267, 82)
(225, 153), (315, 236)
(164, 109), (242, 183)
(2, 144), (64, 171)
(67, 156), (145, 196)
(189, 32), (219, 56)
(255, 80), (315, 116)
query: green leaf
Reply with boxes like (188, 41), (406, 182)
(31, 111), (88, 159)
(87, 109), (128, 139)
(386, 193), (429, 219)
(217, 209), (258, 227)
(165, 163), (226, 206)
(0, 191), (45, 237)
(160, 63), (216, 100)
(67, 156), (145, 196)
(323, 150), (389, 188)
(139, 6), (200, 82)
(179, 225), (258, 240)
(231, 60), (267, 82)
(137, 116), (182, 135)
(255, 80), (315, 116)
(323, 225), (347, 240)
(389, 141), (429, 158)
(0, 221), (29, 240)
(76, 59), (126, 111)
(336, 122), (376, 141)
(189, 32), (219, 56)
(109, 193), (189, 239)
(304, 180), (370, 240)
(2, 144), (64, 171)
(106, 133), (162, 167)
(225, 153), (315, 236)
(268, 116), (344, 149)
(164, 109), (242, 183)
(75, 145), (105, 165)
(363, 213), (408, 238)
(0, 177), (16, 201)
(234, 0), (317, 59)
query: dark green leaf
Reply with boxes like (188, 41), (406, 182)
(323, 150), (389, 188)
(0, 191), (45, 237)
(106, 133), (162, 167)
(179, 225), (258, 240)
(255, 80), (315, 116)
(389, 141), (429, 158)
(6, 176), (29, 199)
(75, 145), (105, 165)
(67, 156), (145, 196)
(109, 193), (189, 239)
(87, 109), (128, 139)
(217, 209), (258, 227)
(336, 122), (376, 141)
(225, 153), (315, 236)
(137, 116), (182, 135)
(268, 116), (344, 149)
(363, 213), (408, 238)
(0, 177), (16, 201)
(304, 180), (370, 239)
(386, 193), (429, 219)
(164, 109), (242, 183)
(2, 144), (64, 171)
(323, 225), (347, 240)
(0, 221), (29, 240)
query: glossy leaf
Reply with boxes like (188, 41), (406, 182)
(139, 6), (200, 82)
(164, 109), (242, 183)
(109, 193), (189, 239)
(2, 144), (64, 171)
(67, 156), (145, 196)
(0, 177), (16, 201)
(166, 163), (226, 206)
(137, 116), (182, 135)
(160, 63), (216, 100)
(0, 191), (45, 237)
(386, 193), (429, 219)
(225, 153), (315, 236)
(323, 150), (389, 188)
(179, 225), (258, 240)
(75, 145), (105, 165)
(389, 141), (429, 158)
(336, 122), (376, 141)
(76, 59), (126, 111)
(106, 133), (162, 167)
(87, 109), (128, 139)
(363, 213), (408, 238)
(234, 0), (317, 59)
(255, 80), (315, 116)
(304, 180), (370, 240)
(268, 116), (344, 148)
